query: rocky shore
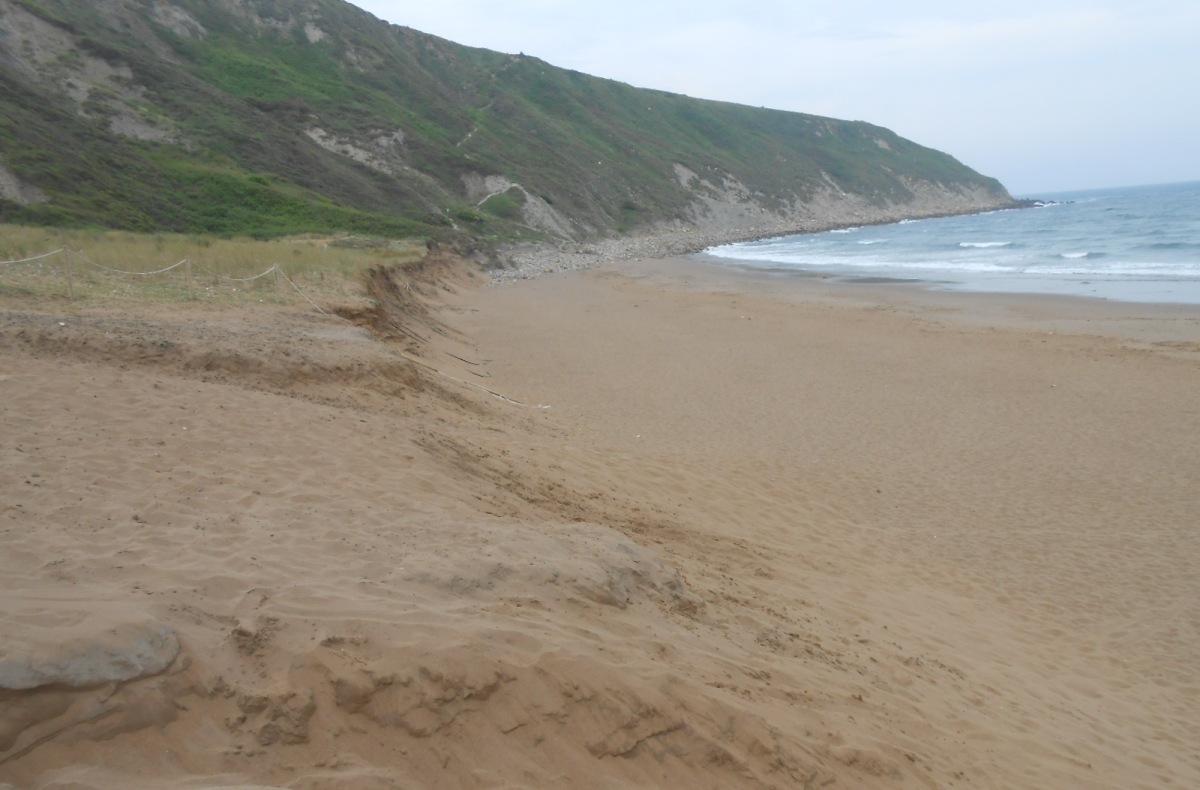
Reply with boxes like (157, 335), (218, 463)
(492, 188), (1024, 282)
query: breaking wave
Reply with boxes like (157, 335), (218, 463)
(703, 181), (1200, 302)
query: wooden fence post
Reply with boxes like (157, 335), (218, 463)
(64, 248), (75, 300)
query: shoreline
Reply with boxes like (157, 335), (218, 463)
(693, 252), (1200, 306)
(605, 253), (1200, 346)
(495, 182), (1200, 307)
(492, 197), (1027, 282)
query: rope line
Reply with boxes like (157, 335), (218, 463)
(0, 248), (64, 266)
(276, 266), (328, 314)
(222, 263), (278, 283)
(4, 247), (329, 315)
(74, 248), (189, 276)
(0, 246), (537, 406)
(194, 262), (279, 282)
(397, 350), (535, 407)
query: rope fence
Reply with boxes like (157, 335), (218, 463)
(0, 246), (545, 408)
(72, 248), (189, 276)
(0, 248), (65, 266)
(0, 246), (328, 312)
(194, 261), (278, 283)
(275, 265), (328, 314)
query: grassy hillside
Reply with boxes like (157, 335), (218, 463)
(0, 0), (1012, 242)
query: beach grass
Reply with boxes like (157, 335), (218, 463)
(0, 225), (426, 308)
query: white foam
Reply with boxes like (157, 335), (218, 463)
(1025, 261), (1200, 277)
(705, 181), (1200, 295)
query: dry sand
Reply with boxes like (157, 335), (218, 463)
(2, 253), (1199, 789)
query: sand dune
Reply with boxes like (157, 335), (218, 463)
(2, 254), (1199, 788)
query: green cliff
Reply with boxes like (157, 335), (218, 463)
(0, 0), (1014, 244)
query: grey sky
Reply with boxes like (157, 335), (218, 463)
(348, 1), (1199, 195)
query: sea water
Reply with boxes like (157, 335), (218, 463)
(702, 181), (1200, 303)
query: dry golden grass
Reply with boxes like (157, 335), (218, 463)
(0, 226), (427, 308)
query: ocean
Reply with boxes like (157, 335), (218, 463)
(702, 181), (1200, 304)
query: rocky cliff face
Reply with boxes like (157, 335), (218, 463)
(0, 0), (1015, 242)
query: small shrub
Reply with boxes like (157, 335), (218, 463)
(480, 189), (523, 220)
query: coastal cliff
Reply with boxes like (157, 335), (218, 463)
(0, 0), (1014, 247)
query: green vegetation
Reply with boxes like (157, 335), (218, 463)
(0, 223), (425, 306)
(480, 189), (525, 221)
(0, 0), (1010, 243)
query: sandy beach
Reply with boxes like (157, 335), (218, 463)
(2, 252), (1199, 788)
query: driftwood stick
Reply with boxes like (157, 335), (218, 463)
(445, 352), (485, 366)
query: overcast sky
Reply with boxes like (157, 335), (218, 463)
(348, 1), (1199, 195)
